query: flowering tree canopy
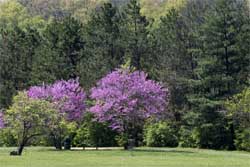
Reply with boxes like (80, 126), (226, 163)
(28, 79), (86, 121)
(90, 69), (169, 131)
(0, 111), (4, 128)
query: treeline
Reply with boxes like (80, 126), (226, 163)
(1, 0), (250, 150)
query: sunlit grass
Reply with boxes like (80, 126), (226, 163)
(0, 147), (250, 167)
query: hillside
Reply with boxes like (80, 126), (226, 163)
(0, 0), (186, 22)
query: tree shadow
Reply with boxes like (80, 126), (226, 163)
(69, 148), (123, 152)
(132, 148), (195, 154)
(33, 147), (195, 154)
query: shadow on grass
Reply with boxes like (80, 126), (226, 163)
(31, 147), (195, 154)
(132, 148), (195, 154)
(70, 148), (195, 154)
(69, 148), (123, 152)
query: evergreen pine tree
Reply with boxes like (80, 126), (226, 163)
(80, 2), (124, 89)
(122, 0), (149, 70)
(0, 26), (41, 108)
(33, 16), (85, 84)
(188, 0), (250, 149)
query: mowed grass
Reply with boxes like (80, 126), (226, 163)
(0, 147), (250, 167)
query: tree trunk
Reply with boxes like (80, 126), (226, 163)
(52, 136), (62, 150)
(54, 140), (62, 150)
(124, 143), (128, 150)
(228, 123), (236, 150)
(17, 144), (25, 156)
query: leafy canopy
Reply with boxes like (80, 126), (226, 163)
(3, 91), (58, 147)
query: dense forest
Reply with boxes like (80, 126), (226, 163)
(1, 0), (250, 151)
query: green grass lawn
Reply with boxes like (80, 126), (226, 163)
(0, 147), (250, 167)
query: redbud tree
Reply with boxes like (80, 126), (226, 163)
(90, 69), (169, 146)
(0, 111), (4, 128)
(28, 79), (86, 121)
(27, 78), (86, 149)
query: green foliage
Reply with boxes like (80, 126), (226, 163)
(73, 124), (92, 147)
(32, 16), (85, 84)
(47, 118), (77, 150)
(18, 0), (109, 22)
(81, 2), (124, 88)
(195, 123), (232, 150)
(178, 126), (197, 148)
(155, 8), (194, 113)
(140, 0), (186, 26)
(0, 26), (42, 108)
(0, 1), (45, 109)
(144, 121), (178, 147)
(122, 0), (150, 70)
(185, 0), (250, 150)
(0, 0), (45, 30)
(226, 88), (250, 117)
(0, 128), (17, 147)
(4, 91), (58, 154)
(191, 0), (250, 109)
(0, 0), (250, 150)
(235, 128), (250, 151)
(178, 108), (233, 149)
(73, 113), (118, 147)
(226, 88), (250, 151)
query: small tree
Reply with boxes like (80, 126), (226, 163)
(4, 91), (58, 155)
(90, 69), (169, 149)
(28, 78), (86, 149)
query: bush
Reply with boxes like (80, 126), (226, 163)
(235, 128), (250, 151)
(144, 121), (178, 147)
(0, 129), (17, 147)
(179, 110), (234, 150)
(72, 113), (118, 147)
(178, 111), (200, 148)
(178, 126), (197, 148)
(226, 89), (250, 151)
(195, 123), (232, 150)
(72, 125), (92, 147)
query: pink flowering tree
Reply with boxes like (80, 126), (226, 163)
(90, 69), (169, 148)
(0, 111), (4, 128)
(28, 78), (86, 149)
(28, 79), (86, 121)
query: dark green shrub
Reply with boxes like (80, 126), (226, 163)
(72, 113), (118, 147)
(195, 123), (232, 149)
(144, 121), (178, 147)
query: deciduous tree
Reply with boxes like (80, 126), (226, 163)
(4, 91), (58, 155)
(28, 78), (86, 149)
(90, 68), (169, 148)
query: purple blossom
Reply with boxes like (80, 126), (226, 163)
(28, 79), (86, 121)
(0, 111), (4, 128)
(90, 69), (169, 131)
(27, 85), (50, 99)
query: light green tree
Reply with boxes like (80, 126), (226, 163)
(226, 88), (250, 150)
(4, 91), (58, 155)
(0, 0), (45, 30)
